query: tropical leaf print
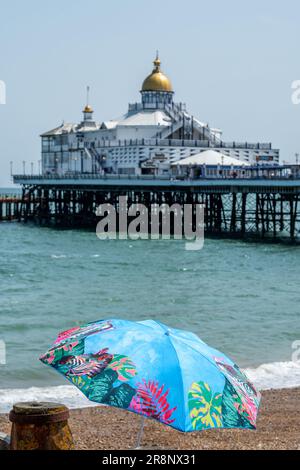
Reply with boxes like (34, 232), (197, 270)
(107, 354), (137, 381)
(69, 374), (92, 395)
(222, 378), (255, 429)
(214, 358), (260, 427)
(130, 380), (177, 425)
(41, 342), (138, 411)
(106, 383), (136, 408)
(87, 369), (118, 402)
(188, 381), (222, 430)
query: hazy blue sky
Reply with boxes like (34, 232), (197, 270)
(0, 0), (299, 186)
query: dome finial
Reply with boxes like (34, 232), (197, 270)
(86, 85), (90, 106)
(83, 85), (93, 113)
(153, 51), (161, 72)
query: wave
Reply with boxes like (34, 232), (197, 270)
(0, 360), (299, 414)
(0, 385), (93, 413)
(244, 360), (300, 391)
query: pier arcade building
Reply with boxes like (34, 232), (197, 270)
(41, 55), (279, 176)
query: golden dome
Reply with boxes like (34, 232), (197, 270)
(83, 104), (93, 113)
(142, 55), (173, 92)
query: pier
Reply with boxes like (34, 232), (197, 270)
(0, 194), (22, 222)
(12, 173), (300, 242)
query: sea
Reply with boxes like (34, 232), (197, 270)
(0, 188), (300, 412)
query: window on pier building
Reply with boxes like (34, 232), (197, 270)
(42, 137), (49, 150)
(61, 134), (68, 145)
(118, 167), (135, 175)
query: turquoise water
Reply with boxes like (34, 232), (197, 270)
(0, 222), (299, 391)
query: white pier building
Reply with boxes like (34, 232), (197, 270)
(41, 55), (279, 176)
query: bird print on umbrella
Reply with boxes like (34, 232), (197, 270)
(58, 348), (113, 378)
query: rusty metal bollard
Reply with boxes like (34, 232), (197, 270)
(9, 402), (74, 450)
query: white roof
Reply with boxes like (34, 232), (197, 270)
(192, 117), (208, 128)
(173, 150), (250, 167)
(101, 120), (119, 130)
(117, 110), (171, 127)
(77, 120), (99, 131)
(40, 122), (77, 137)
(101, 110), (171, 130)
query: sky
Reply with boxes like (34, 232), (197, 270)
(0, 0), (300, 186)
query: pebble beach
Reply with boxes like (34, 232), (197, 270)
(0, 388), (299, 450)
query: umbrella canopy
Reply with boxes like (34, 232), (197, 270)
(40, 319), (260, 432)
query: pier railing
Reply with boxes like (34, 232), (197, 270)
(13, 171), (300, 183)
(58, 138), (274, 152)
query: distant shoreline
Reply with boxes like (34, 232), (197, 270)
(0, 388), (299, 450)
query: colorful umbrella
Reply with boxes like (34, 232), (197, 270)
(40, 318), (261, 433)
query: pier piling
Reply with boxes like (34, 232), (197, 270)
(11, 175), (300, 242)
(0, 195), (22, 222)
